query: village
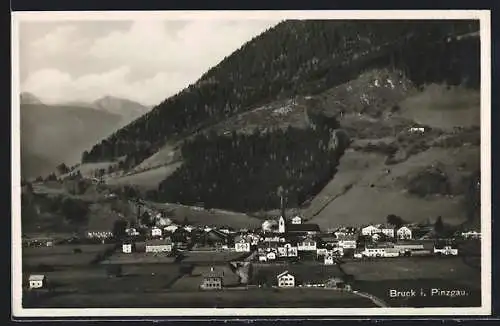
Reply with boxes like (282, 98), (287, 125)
(23, 188), (481, 307)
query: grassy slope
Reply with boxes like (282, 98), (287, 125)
(304, 83), (480, 229)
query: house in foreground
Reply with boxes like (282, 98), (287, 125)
(28, 274), (47, 290)
(277, 271), (295, 288)
(200, 267), (224, 290)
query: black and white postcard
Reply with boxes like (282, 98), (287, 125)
(11, 10), (491, 318)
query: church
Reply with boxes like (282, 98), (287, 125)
(277, 215), (321, 236)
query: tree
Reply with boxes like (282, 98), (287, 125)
(60, 198), (89, 225)
(434, 216), (444, 234)
(112, 219), (128, 240)
(386, 214), (405, 228)
(56, 163), (70, 175)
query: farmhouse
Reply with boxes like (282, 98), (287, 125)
(151, 227), (163, 238)
(145, 238), (173, 253)
(291, 216), (302, 224)
(361, 225), (381, 236)
(397, 226), (413, 240)
(380, 226), (395, 238)
(164, 225), (179, 233)
(28, 274), (47, 290)
(277, 271), (295, 288)
(297, 237), (317, 251)
(324, 253), (335, 265)
(266, 251), (277, 260)
(337, 239), (357, 249)
(283, 243), (298, 257)
(200, 267), (224, 290)
(461, 230), (481, 239)
(122, 242), (134, 254)
(234, 236), (251, 252)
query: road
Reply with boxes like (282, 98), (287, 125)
(351, 290), (388, 307)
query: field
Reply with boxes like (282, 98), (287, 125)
(101, 252), (177, 265)
(305, 145), (479, 229)
(22, 244), (114, 268)
(399, 84), (480, 130)
(146, 201), (263, 229)
(180, 251), (249, 263)
(170, 265), (240, 291)
(23, 244), (114, 256)
(250, 263), (346, 286)
(24, 288), (376, 308)
(343, 256), (481, 307)
(106, 162), (182, 190)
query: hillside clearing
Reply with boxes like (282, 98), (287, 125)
(106, 162), (182, 190)
(399, 84), (480, 130)
(305, 146), (479, 229)
(146, 202), (262, 229)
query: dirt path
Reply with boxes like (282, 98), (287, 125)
(351, 290), (388, 307)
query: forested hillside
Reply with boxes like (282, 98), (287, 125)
(82, 20), (479, 169)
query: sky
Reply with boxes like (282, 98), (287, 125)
(19, 19), (280, 106)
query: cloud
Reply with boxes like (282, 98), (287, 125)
(21, 19), (279, 106)
(21, 67), (202, 106)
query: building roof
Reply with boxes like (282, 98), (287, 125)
(29, 274), (45, 281)
(203, 268), (224, 278)
(287, 223), (321, 233)
(145, 238), (172, 246)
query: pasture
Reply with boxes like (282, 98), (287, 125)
(25, 287), (376, 308)
(23, 244), (114, 257)
(180, 251), (248, 264)
(101, 252), (177, 265)
(106, 162), (182, 190)
(146, 201), (263, 229)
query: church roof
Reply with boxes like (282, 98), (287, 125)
(287, 223), (321, 233)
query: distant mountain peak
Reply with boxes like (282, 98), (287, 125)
(20, 92), (43, 105)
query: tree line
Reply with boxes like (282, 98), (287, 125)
(151, 121), (350, 212)
(81, 20), (479, 170)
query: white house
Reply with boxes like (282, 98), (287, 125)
(122, 243), (133, 254)
(337, 240), (357, 249)
(298, 238), (317, 251)
(380, 227), (395, 238)
(29, 274), (46, 289)
(235, 238), (251, 252)
(266, 251), (277, 260)
(331, 247), (344, 257)
(151, 227), (162, 237)
(283, 243), (298, 257)
(145, 239), (173, 253)
(291, 216), (302, 224)
(316, 248), (328, 256)
(397, 226), (413, 240)
(164, 225), (178, 233)
(461, 231), (481, 239)
(277, 271), (295, 288)
(278, 216), (286, 233)
(277, 246), (287, 257)
(183, 225), (194, 233)
(126, 228), (140, 236)
(409, 127), (425, 133)
(361, 225), (381, 236)
(324, 254), (335, 265)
